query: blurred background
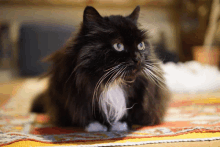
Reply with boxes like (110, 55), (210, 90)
(0, 0), (219, 82)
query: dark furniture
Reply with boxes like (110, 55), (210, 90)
(19, 23), (74, 76)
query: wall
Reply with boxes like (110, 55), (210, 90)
(0, 5), (179, 52)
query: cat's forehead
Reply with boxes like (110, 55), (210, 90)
(107, 15), (137, 29)
(105, 15), (145, 42)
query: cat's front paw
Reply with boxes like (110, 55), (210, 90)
(85, 122), (107, 132)
(110, 122), (128, 131)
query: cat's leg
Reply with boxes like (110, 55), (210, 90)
(141, 83), (170, 125)
(30, 92), (47, 113)
(85, 121), (108, 132)
(110, 121), (128, 131)
(128, 101), (162, 126)
(127, 77), (170, 126)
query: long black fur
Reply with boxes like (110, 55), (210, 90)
(31, 6), (170, 130)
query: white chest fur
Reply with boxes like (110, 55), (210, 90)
(99, 84), (127, 124)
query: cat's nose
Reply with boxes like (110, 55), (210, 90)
(132, 52), (142, 65)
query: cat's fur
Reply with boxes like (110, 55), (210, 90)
(31, 6), (170, 131)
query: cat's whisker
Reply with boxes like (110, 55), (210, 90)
(104, 66), (122, 89)
(141, 70), (155, 85)
(96, 64), (124, 89)
(145, 58), (162, 62)
(142, 69), (167, 91)
(151, 68), (164, 76)
(143, 68), (167, 90)
(145, 61), (162, 65)
(93, 63), (125, 114)
(121, 71), (126, 79)
(145, 68), (164, 82)
(144, 68), (165, 85)
(93, 68), (118, 104)
(98, 64), (127, 123)
(120, 69), (128, 85)
(104, 64), (120, 72)
(126, 103), (137, 110)
(93, 68), (118, 111)
(144, 66), (164, 78)
(104, 62), (127, 72)
(147, 57), (166, 63)
(118, 66), (128, 83)
(109, 66), (127, 85)
(144, 63), (164, 75)
(65, 61), (89, 85)
(142, 70), (160, 89)
(95, 68), (116, 91)
(145, 58), (160, 61)
(105, 63), (126, 85)
(97, 63), (123, 93)
(65, 69), (75, 85)
(146, 74), (167, 90)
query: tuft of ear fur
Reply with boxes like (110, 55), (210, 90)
(83, 6), (102, 24)
(127, 6), (140, 24)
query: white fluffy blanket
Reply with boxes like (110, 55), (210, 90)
(161, 61), (220, 93)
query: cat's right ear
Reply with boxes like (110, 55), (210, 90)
(127, 6), (140, 24)
(83, 6), (102, 24)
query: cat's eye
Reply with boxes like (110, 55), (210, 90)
(113, 43), (124, 52)
(137, 42), (145, 50)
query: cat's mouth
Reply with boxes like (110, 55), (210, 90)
(123, 67), (141, 83)
(104, 63), (143, 84)
(124, 76), (136, 83)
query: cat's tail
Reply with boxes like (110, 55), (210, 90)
(30, 92), (47, 113)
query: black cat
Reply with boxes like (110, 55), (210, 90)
(31, 6), (170, 132)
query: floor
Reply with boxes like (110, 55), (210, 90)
(0, 78), (24, 107)
(0, 69), (13, 82)
(1, 79), (220, 147)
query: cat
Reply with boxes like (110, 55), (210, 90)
(31, 6), (170, 132)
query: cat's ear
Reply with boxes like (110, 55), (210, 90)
(127, 6), (140, 24)
(83, 6), (102, 23)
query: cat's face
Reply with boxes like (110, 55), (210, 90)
(75, 6), (151, 83)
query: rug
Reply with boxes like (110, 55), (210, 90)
(1, 79), (220, 147)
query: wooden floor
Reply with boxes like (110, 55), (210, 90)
(0, 78), (25, 106)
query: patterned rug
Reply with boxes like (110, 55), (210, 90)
(1, 79), (220, 147)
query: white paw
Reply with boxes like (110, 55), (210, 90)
(85, 122), (107, 132)
(110, 122), (128, 131)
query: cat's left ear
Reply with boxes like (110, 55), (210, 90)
(83, 6), (102, 24)
(127, 6), (140, 24)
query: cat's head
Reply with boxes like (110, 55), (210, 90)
(71, 6), (157, 85)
